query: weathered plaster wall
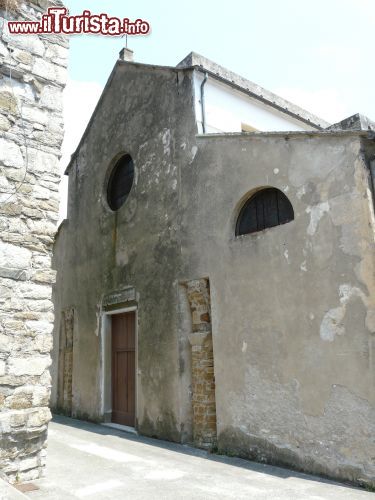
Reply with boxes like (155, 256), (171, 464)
(0, 0), (67, 483)
(52, 63), (198, 441)
(180, 132), (375, 486)
(53, 55), (374, 487)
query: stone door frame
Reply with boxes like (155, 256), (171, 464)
(100, 306), (138, 428)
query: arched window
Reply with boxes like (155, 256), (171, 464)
(107, 154), (134, 211)
(236, 188), (294, 236)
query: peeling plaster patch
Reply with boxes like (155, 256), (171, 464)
(339, 283), (366, 303)
(241, 148), (247, 152)
(162, 129), (171, 156)
(273, 168), (279, 175)
(283, 249), (289, 262)
(171, 179), (177, 190)
(366, 187), (375, 236)
(320, 307), (345, 342)
(116, 248), (129, 266)
(320, 284), (366, 342)
(190, 146), (198, 163)
(365, 309), (375, 333)
(306, 202), (329, 236)
(296, 185), (306, 199)
(282, 185), (289, 193)
(242, 341), (247, 353)
(180, 142), (186, 150)
(95, 308), (100, 337)
(300, 261), (307, 272)
(309, 313), (315, 320)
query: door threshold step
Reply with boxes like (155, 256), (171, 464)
(101, 423), (138, 435)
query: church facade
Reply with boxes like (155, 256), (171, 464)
(52, 51), (375, 487)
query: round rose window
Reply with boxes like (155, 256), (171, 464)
(107, 154), (134, 211)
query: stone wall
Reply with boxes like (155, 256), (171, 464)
(56, 307), (73, 415)
(185, 279), (217, 450)
(0, 0), (67, 483)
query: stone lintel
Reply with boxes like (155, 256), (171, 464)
(102, 287), (136, 308)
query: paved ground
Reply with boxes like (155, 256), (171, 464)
(24, 415), (374, 500)
(0, 478), (27, 500)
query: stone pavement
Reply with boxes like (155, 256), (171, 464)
(0, 478), (27, 500)
(20, 415), (375, 500)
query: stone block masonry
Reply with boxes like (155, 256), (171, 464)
(0, 0), (67, 483)
(56, 307), (73, 415)
(185, 279), (217, 450)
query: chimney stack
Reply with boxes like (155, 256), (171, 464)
(119, 47), (134, 62)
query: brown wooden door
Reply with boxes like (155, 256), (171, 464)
(111, 312), (136, 426)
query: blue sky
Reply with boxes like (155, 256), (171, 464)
(63, 0), (374, 120)
(59, 0), (375, 219)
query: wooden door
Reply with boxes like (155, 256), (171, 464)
(111, 312), (136, 426)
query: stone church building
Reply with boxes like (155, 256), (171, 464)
(52, 50), (375, 487)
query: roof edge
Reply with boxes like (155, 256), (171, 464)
(327, 113), (375, 132)
(196, 130), (370, 139)
(177, 51), (330, 129)
(65, 53), (338, 174)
